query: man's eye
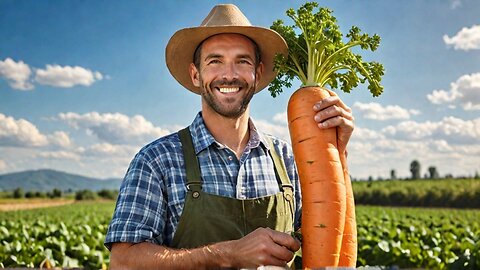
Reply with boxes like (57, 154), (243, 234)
(239, 59), (252, 65)
(208, 59), (221, 64)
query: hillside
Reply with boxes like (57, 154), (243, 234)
(0, 169), (122, 192)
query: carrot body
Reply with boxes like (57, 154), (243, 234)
(287, 87), (346, 268)
(338, 151), (358, 267)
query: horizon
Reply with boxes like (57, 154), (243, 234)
(1, 0), (479, 180)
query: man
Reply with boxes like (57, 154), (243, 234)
(105, 4), (354, 269)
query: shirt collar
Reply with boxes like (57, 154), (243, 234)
(188, 112), (270, 155)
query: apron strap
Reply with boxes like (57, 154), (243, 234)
(265, 136), (294, 192)
(265, 136), (295, 221)
(178, 127), (202, 192)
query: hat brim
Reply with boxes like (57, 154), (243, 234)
(165, 26), (287, 94)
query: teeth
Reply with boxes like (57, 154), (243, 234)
(219, 87), (239, 93)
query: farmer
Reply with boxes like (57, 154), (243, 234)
(105, 4), (354, 269)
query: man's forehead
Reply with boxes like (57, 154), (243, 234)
(201, 33), (257, 50)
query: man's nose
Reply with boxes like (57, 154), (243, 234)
(222, 62), (239, 80)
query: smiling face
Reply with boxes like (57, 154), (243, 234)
(189, 34), (263, 119)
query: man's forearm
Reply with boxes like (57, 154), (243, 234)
(109, 241), (233, 270)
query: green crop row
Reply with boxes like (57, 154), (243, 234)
(353, 178), (480, 208)
(357, 206), (480, 269)
(0, 202), (479, 269)
(0, 202), (114, 269)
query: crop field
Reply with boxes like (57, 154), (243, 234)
(0, 202), (479, 269)
(0, 201), (114, 269)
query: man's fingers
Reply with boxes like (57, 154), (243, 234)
(313, 94), (352, 114)
(267, 229), (301, 252)
(318, 114), (354, 129)
(314, 105), (354, 124)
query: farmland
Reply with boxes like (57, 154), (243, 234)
(1, 201), (479, 269)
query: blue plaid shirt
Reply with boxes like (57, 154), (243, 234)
(105, 113), (301, 249)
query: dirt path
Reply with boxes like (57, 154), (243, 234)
(0, 199), (75, 211)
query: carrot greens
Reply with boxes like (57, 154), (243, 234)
(268, 2), (385, 97)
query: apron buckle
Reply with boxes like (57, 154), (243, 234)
(186, 181), (202, 191)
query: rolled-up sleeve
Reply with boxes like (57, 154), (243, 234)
(104, 152), (166, 250)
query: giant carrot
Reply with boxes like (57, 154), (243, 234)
(288, 86), (346, 267)
(338, 149), (357, 267)
(268, 2), (384, 268)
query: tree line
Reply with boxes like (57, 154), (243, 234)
(362, 160), (479, 181)
(6, 188), (118, 201)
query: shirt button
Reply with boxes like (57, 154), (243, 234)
(228, 155), (233, 161)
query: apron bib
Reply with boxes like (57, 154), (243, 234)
(171, 127), (295, 249)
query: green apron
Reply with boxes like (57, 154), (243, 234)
(171, 127), (295, 249)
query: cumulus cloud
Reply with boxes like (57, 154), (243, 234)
(381, 116), (480, 144)
(37, 150), (80, 161)
(352, 126), (385, 141)
(346, 113), (480, 179)
(443, 24), (480, 51)
(47, 131), (72, 148)
(0, 159), (6, 171)
(253, 118), (290, 142)
(0, 114), (75, 149)
(79, 143), (138, 157)
(1, 57), (104, 90)
(57, 112), (170, 145)
(0, 113), (48, 147)
(35, 64), (103, 88)
(272, 112), (288, 125)
(353, 102), (420, 120)
(0, 58), (34, 90)
(427, 73), (480, 110)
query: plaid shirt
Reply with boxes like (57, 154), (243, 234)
(105, 112), (301, 249)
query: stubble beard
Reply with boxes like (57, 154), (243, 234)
(200, 77), (256, 119)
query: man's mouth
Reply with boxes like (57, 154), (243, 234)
(218, 87), (240, 93)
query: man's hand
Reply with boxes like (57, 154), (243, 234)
(110, 228), (300, 270)
(224, 227), (301, 269)
(313, 90), (354, 154)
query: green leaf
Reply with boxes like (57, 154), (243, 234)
(268, 2), (385, 97)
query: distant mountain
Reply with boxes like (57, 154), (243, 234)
(0, 169), (122, 192)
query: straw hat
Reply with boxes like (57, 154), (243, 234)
(165, 4), (288, 94)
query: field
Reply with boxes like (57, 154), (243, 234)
(0, 201), (114, 269)
(0, 201), (479, 269)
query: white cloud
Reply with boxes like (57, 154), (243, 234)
(352, 126), (385, 141)
(0, 113), (48, 147)
(0, 114), (75, 149)
(443, 24), (480, 51)
(353, 102), (420, 120)
(450, 0), (462, 9)
(272, 112), (288, 125)
(427, 73), (480, 110)
(1, 58), (105, 90)
(79, 143), (138, 158)
(382, 116), (479, 144)
(37, 150), (80, 161)
(254, 118), (290, 142)
(348, 135), (480, 179)
(0, 159), (6, 171)
(0, 58), (34, 90)
(35, 64), (104, 88)
(57, 112), (170, 145)
(47, 131), (72, 148)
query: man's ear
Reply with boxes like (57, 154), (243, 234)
(189, 63), (201, 87)
(255, 62), (264, 88)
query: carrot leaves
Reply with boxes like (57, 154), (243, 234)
(269, 2), (385, 97)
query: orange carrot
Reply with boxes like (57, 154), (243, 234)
(338, 151), (358, 267)
(287, 86), (346, 268)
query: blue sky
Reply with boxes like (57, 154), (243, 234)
(1, 0), (479, 180)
